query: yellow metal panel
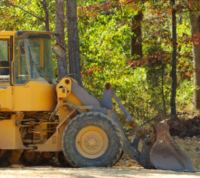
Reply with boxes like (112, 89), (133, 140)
(36, 132), (61, 152)
(0, 115), (24, 149)
(0, 80), (56, 112)
(0, 86), (12, 111)
(13, 81), (56, 111)
(0, 36), (11, 39)
(56, 78), (72, 99)
(56, 77), (82, 105)
(0, 31), (16, 36)
(0, 31), (52, 37)
(67, 93), (82, 105)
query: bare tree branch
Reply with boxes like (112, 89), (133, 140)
(40, 0), (50, 31)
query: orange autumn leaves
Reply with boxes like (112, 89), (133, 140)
(78, 0), (137, 17)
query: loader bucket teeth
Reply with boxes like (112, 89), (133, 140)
(150, 120), (195, 172)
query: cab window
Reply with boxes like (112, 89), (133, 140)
(14, 37), (53, 84)
(0, 40), (9, 81)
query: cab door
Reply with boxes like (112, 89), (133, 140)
(0, 36), (13, 111)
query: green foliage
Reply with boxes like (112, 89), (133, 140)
(0, 0), (195, 122)
(0, 0), (55, 31)
(177, 80), (194, 112)
(79, 0), (194, 122)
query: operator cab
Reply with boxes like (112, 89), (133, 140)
(0, 31), (54, 85)
(0, 31), (56, 112)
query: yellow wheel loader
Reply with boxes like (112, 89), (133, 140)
(0, 31), (194, 171)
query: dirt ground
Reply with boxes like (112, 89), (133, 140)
(0, 139), (198, 178)
(0, 133), (198, 178)
(0, 167), (199, 178)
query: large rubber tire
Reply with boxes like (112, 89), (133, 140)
(62, 112), (123, 167)
(57, 152), (70, 167)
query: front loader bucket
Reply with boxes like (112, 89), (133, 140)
(150, 120), (195, 172)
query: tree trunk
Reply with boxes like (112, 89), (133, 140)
(131, 11), (143, 59)
(189, 0), (200, 109)
(41, 0), (50, 31)
(170, 0), (177, 120)
(66, 0), (82, 85)
(56, 0), (68, 78)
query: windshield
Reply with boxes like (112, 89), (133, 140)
(14, 37), (53, 84)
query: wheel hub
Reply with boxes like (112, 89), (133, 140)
(87, 136), (97, 146)
(75, 126), (109, 159)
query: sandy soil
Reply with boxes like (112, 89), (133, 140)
(0, 167), (199, 178)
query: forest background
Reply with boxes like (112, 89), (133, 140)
(0, 0), (199, 124)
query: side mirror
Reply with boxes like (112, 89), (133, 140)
(52, 44), (66, 58)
